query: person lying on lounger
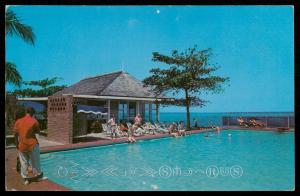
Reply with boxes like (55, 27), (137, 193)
(142, 123), (156, 135)
(249, 119), (264, 127)
(237, 117), (250, 127)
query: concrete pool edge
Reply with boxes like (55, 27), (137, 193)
(40, 127), (294, 154)
(40, 129), (212, 154)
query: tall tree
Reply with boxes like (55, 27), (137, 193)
(5, 8), (36, 87)
(5, 8), (35, 45)
(5, 62), (22, 88)
(5, 8), (36, 137)
(11, 77), (67, 97)
(143, 45), (229, 130)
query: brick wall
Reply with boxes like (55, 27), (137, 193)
(47, 95), (73, 144)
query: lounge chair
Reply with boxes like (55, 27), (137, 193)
(237, 118), (251, 127)
(249, 119), (265, 127)
(154, 123), (169, 134)
(102, 124), (112, 137)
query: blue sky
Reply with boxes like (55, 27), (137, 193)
(6, 5), (294, 113)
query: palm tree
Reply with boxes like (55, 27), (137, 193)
(5, 8), (36, 87)
(5, 9), (35, 45)
(5, 62), (22, 88)
(5, 8), (36, 137)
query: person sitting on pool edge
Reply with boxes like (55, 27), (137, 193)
(107, 115), (117, 139)
(168, 123), (179, 137)
(177, 121), (186, 136)
(127, 125), (136, 143)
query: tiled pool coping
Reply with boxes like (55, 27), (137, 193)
(5, 127), (294, 191)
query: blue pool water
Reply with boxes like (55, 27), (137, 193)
(41, 130), (294, 191)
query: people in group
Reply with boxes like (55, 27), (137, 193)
(142, 122), (156, 135)
(13, 107), (47, 185)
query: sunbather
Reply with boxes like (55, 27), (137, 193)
(237, 117), (250, 127)
(132, 124), (144, 136)
(249, 119), (264, 127)
(142, 123), (156, 134)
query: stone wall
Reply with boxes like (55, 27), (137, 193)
(47, 95), (73, 144)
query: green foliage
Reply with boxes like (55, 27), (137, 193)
(5, 62), (22, 87)
(5, 8), (35, 45)
(23, 77), (63, 88)
(11, 77), (66, 97)
(5, 8), (36, 88)
(143, 45), (230, 129)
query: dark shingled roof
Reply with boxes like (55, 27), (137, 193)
(55, 71), (165, 98)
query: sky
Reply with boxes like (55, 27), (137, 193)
(6, 5), (294, 113)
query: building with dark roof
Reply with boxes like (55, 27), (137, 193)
(18, 71), (169, 144)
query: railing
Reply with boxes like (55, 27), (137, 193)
(222, 116), (294, 129)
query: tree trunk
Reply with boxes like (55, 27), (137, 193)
(185, 89), (191, 130)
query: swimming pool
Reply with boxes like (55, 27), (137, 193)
(41, 130), (294, 191)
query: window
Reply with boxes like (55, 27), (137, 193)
(129, 102), (136, 120)
(151, 104), (157, 123)
(144, 103), (149, 122)
(118, 101), (128, 121)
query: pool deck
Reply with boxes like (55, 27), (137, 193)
(5, 127), (293, 191)
(5, 129), (210, 191)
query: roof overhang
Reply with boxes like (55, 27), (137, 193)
(72, 94), (169, 102)
(17, 97), (48, 101)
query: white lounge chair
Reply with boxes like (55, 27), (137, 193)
(102, 124), (112, 137)
(154, 123), (169, 133)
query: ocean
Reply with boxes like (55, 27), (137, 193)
(158, 112), (294, 126)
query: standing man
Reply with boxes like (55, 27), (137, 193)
(13, 107), (46, 184)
